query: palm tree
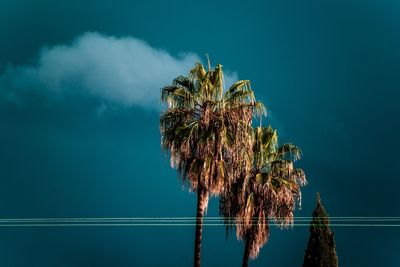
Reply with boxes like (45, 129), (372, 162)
(220, 126), (307, 267)
(160, 61), (265, 267)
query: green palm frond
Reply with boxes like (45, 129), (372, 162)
(253, 101), (267, 117)
(225, 80), (251, 96)
(211, 64), (224, 98)
(173, 75), (196, 93)
(275, 143), (302, 161)
(161, 84), (196, 109)
(189, 62), (207, 82)
(224, 80), (254, 102)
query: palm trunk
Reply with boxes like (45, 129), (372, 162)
(242, 229), (253, 267)
(194, 187), (207, 267)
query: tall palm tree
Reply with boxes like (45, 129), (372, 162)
(160, 61), (265, 267)
(220, 126), (307, 267)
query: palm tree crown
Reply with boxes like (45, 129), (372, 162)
(220, 126), (307, 265)
(160, 62), (265, 196)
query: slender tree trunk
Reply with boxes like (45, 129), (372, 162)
(242, 229), (253, 267)
(194, 187), (207, 267)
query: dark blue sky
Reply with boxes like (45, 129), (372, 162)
(0, 0), (400, 266)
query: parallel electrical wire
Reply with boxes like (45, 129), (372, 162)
(0, 217), (399, 227)
(0, 224), (399, 227)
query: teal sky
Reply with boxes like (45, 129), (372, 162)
(0, 0), (400, 266)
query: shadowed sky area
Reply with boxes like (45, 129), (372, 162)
(0, 0), (400, 266)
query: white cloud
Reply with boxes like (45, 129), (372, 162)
(0, 32), (238, 110)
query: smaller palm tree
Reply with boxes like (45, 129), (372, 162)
(220, 126), (307, 267)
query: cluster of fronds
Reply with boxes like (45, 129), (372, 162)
(160, 62), (265, 201)
(220, 126), (307, 259)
